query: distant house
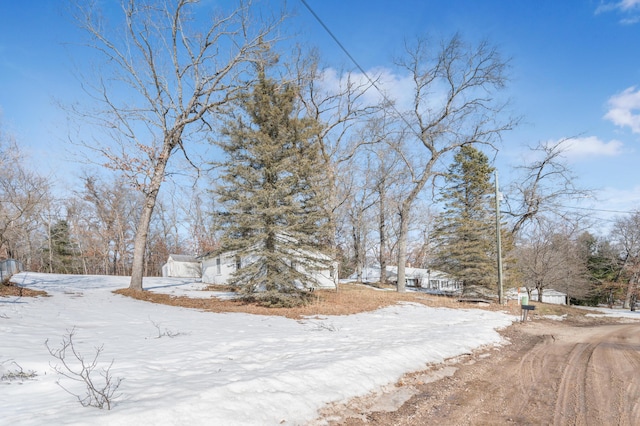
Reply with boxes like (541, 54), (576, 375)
(506, 287), (567, 305)
(0, 258), (24, 281)
(200, 248), (338, 290)
(529, 288), (567, 305)
(161, 254), (201, 278)
(348, 266), (462, 292)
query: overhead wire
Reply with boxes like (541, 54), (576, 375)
(299, 1), (640, 224)
(298, 0), (419, 138)
(550, 204), (638, 215)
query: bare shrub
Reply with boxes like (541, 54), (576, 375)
(149, 319), (184, 339)
(302, 320), (340, 332)
(1, 360), (37, 383)
(45, 327), (123, 410)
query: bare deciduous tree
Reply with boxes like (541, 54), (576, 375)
(366, 118), (407, 283)
(514, 220), (590, 303)
(0, 126), (51, 266)
(294, 51), (384, 249)
(341, 160), (377, 281)
(611, 212), (640, 310)
(75, 175), (140, 275)
(72, 0), (283, 290)
(392, 34), (514, 292)
(506, 138), (590, 237)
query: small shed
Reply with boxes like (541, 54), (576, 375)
(161, 254), (201, 278)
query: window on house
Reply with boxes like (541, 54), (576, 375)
(216, 257), (221, 275)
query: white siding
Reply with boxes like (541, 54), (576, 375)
(201, 252), (337, 289)
(202, 254), (238, 285)
(161, 255), (201, 278)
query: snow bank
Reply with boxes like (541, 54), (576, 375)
(1, 272), (514, 425)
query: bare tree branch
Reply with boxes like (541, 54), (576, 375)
(391, 34), (515, 292)
(506, 137), (591, 236)
(69, 0), (284, 290)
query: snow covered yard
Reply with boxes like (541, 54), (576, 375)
(1, 272), (515, 425)
(574, 305), (640, 320)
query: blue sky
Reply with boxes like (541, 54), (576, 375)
(1, 1), (640, 229)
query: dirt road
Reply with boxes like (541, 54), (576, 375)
(319, 318), (640, 425)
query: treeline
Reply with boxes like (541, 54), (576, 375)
(3, 116), (638, 308)
(0, 0), (637, 307)
(0, 141), (216, 277)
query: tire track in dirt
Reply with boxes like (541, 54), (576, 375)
(325, 320), (640, 426)
(552, 341), (594, 425)
(550, 323), (640, 426)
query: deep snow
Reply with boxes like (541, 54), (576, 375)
(2, 272), (521, 425)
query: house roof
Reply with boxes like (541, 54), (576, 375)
(198, 234), (335, 265)
(168, 254), (199, 263)
(506, 288), (567, 297)
(350, 266), (458, 281)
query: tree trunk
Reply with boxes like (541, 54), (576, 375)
(396, 206), (410, 293)
(353, 223), (363, 281)
(47, 220), (53, 274)
(624, 273), (638, 310)
(129, 198), (155, 290)
(378, 182), (387, 284)
(537, 285), (544, 302)
(129, 145), (172, 291)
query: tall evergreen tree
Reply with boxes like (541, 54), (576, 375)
(433, 145), (496, 289)
(576, 232), (622, 305)
(214, 69), (330, 306)
(43, 219), (76, 274)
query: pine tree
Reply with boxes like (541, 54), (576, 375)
(44, 219), (76, 274)
(433, 146), (496, 289)
(214, 68), (330, 306)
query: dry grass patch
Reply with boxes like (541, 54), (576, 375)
(0, 281), (48, 298)
(115, 284), (508, 319)
(524, 301), (616, 324)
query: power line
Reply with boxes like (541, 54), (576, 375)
(299, 1), (640, 223)
(298, 0), (418, 137)
(550, 203), (638, 215)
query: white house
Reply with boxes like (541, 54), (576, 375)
(507, 287), (567, 305)
(348, 266), (462, 292)
(161, 254), (201, 278)
(200, 249), (338, 290)
(529, 288), (567, 305)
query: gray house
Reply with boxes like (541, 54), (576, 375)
(0, 259), (24, 281)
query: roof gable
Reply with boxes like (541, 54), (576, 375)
(168, 254), (198, 263)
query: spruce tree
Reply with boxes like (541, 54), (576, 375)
(215, 68), (330, 306)
(433, 146), (496, 290)
(44, 219), (76, 274)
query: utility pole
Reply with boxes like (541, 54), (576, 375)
(495, 170), (504, 304)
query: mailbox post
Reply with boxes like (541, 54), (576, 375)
(521, 304), (535, 322)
